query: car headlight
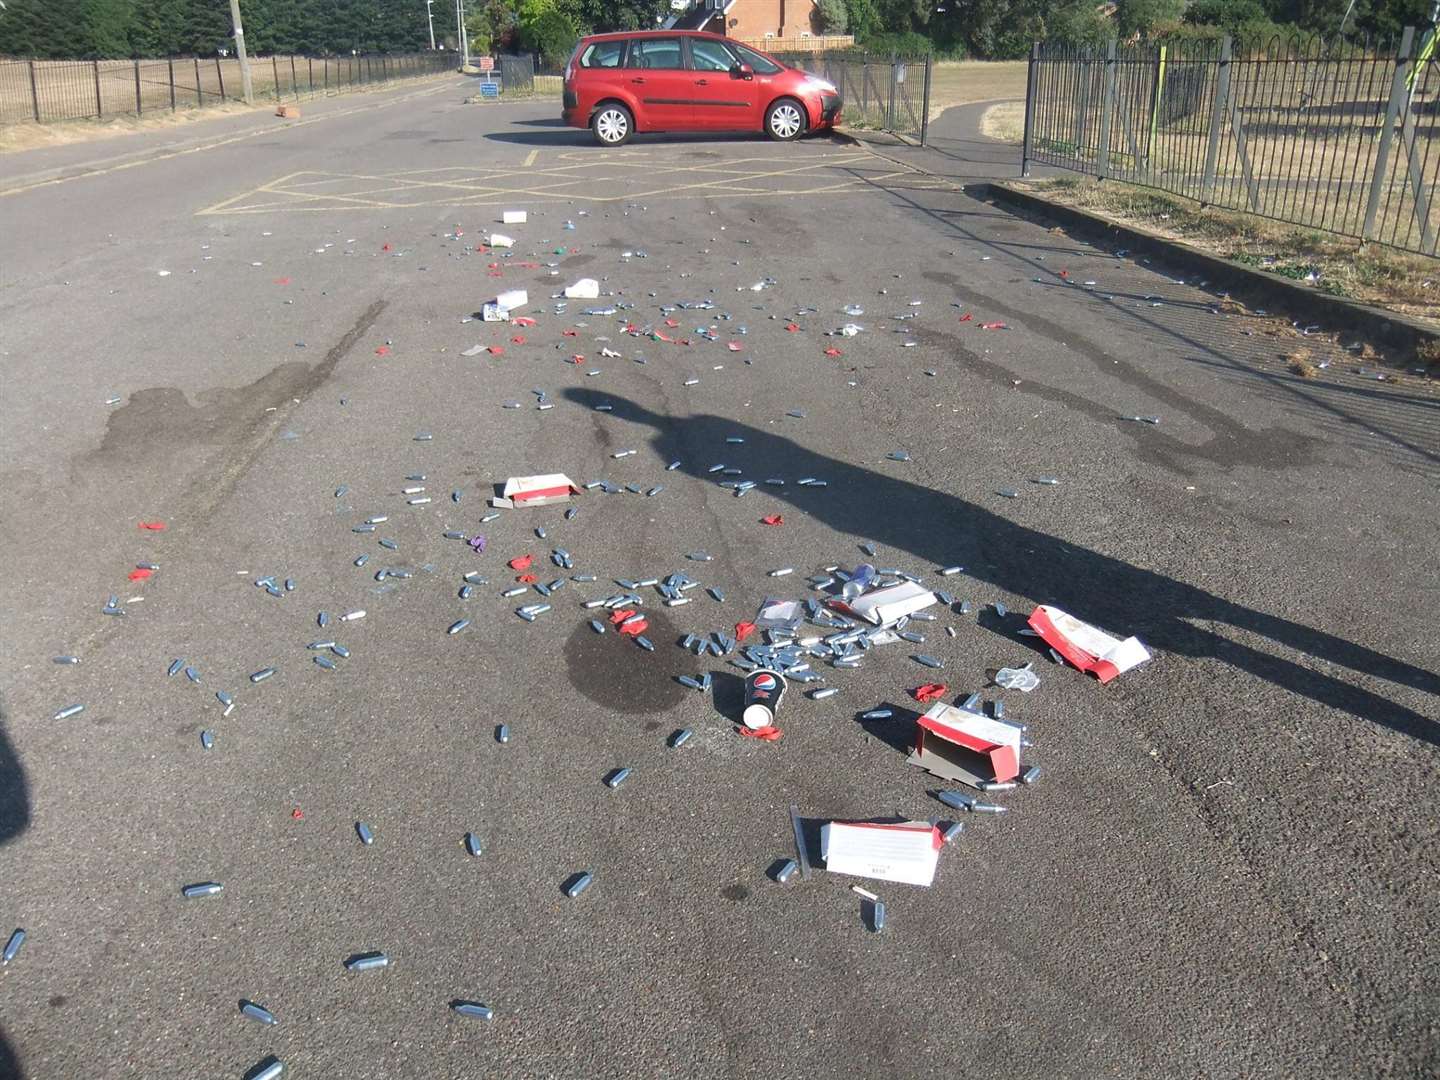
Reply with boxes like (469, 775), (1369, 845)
(802, 77), (837, 94)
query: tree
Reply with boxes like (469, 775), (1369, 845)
(1183, 0), (1273, 35)
(872, 0), (931, 33)
(520, 3), (576, 60)
(1115, 0), (1185, 37)
(941, 0), (1043, 56)
(816, 0), (848, 32)
(1046, 0), (1112, 45)
(82, 0), (137, 55)
(843, 0), (882, 40)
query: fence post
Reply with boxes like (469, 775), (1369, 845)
(887, 52), (897, 130)
(1362, 26), (1415, 242)
(93, 60), (103, 117)
(272, 55), (280, 100)
(290, 55), (298, 98)
(920, 52), (932, 146)
(1200, 35), (1231, 202)
(1394, 29), (1434, 252)
(1096, 39), (1117, 180)
(28, 59), (40, 122)
(1021, 42), (1038, 176)
(1142, 43), (1166, 175)
(134, 59), (142, 114)
(1074, 48), (1092, 156)
(308, 57), (313, 94)
(216, 56), (226, 101)
(168, 56), (176, 110)
(195, 57), (202, 105)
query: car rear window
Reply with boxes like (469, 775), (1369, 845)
(579, 41), (625, 68)
(625, 38), (684, 69)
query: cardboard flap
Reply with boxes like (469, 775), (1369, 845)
(909, 702), (1021, 787)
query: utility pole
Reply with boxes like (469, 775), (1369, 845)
(426, 0), (436, 49)
(456, 0), (469, 67)
(228, 0), (253, 104)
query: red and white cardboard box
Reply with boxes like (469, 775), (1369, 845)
(821, 820), (942, 887)
(1028, 605), (1151, 683)
(490, 474), (581, 509)
(907, 701), (1022, 788)
(828, 580), (937, 626)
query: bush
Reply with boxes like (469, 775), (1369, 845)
(858, 29), (937, 56)
(843, 0), (882, 42)
(1184, 0), (1262, 34)
(521, 8), (577, 63)
(816, 0), (848, 33)
(1115, 0), (1185, 38)
(1046, 1), (1112, 47)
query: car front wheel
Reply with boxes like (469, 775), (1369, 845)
(765, 98), (806, 141)
(592, 104), (633, 146)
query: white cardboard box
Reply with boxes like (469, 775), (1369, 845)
(482, 289), (528, 322)
(821, 820), (941, 887)
(502, 210), (527, 224)
(563, 278), (600, 299)
(487, 233), (514, 248)
(489, 473), (581, 508)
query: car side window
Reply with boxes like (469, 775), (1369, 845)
(733, 44), (783, 76)
(690, 39), (737, 72)
(625, 38), (684, 70)
(580, 41), (624, 69)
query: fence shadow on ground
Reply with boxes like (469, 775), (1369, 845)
(826, 164), (1440, 475)
(563, 388), (1439, 747)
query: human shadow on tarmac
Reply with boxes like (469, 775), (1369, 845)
(0, 704), (28, 1076)
(564, 388), (1439, 747)
(0, 705), (29, 846)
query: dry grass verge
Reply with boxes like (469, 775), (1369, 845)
(0, 101), (263, 153)
(0, 72), (456, 155)
(979, 100), (1024, 143)
(926, 61), (1028, 120)
(1016, 176), (1440, 331)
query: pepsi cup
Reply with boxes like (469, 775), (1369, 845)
(743, 669), (787, 729)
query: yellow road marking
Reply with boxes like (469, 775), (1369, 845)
(196, 149), (914, 215)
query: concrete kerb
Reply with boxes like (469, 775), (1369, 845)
(975, 182), (1439, 360)
(833, 125), (921, 148)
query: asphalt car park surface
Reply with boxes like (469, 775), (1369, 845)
(0, 84), (1437, 1079)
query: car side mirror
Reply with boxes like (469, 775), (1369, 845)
(733, 63), (754, 80)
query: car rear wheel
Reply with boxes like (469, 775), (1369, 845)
(765, 98), (806, 141)
(592, 103), (633, 146)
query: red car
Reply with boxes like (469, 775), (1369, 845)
(562, 30), (843, 146)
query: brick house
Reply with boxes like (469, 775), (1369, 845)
(667, 0), (825, 41)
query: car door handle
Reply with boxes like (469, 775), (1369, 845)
(694, 78), (708, 85)
(630, 77), (645, 84)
